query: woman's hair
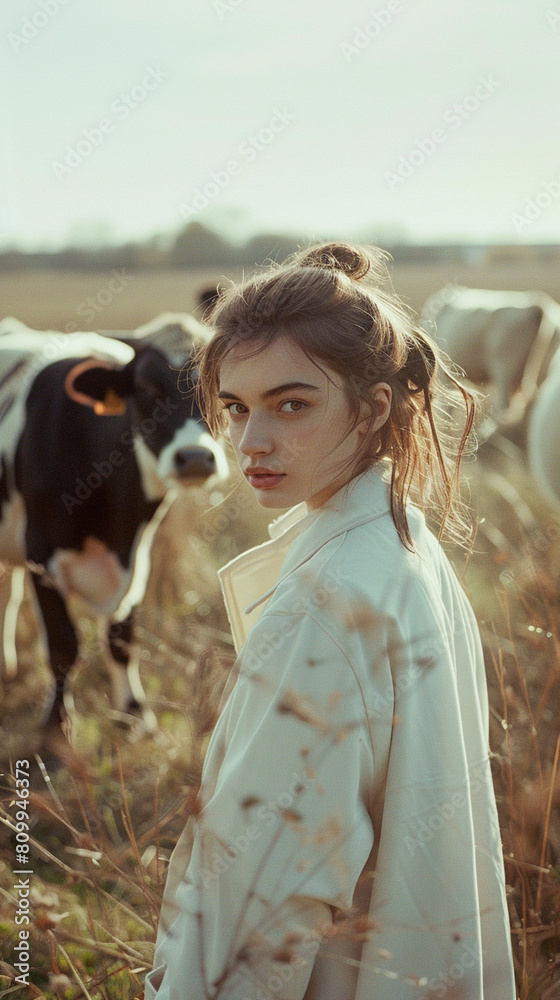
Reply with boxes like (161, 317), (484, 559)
(194, 242), (478, 551)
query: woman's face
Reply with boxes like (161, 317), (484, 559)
(218, 335), (391, 510)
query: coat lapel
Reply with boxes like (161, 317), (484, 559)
(218, 464), (393, 652)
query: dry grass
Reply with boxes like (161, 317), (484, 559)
(1, 263), (560, 997)
(456, 446), (560, 998)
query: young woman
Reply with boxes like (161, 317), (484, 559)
(146, 243), (516, 1000)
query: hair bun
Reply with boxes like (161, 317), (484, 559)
(297, 242), (371, 280)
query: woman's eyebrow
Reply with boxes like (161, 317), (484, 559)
(218, 382), (322, 401)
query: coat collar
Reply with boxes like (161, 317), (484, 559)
(218, 463), (393, 652)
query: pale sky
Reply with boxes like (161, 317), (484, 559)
(1, 0), (559, 250)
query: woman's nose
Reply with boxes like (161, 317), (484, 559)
(238, 415), (273, 457)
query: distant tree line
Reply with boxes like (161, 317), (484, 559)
(0, 223), (298, 271)
(0, 221), (548, 271)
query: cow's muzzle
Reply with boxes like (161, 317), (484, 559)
(173, 446), (216, 479)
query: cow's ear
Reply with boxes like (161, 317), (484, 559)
(65, 357), (136, 415)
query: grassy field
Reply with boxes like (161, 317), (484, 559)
(1, 256), (560, 331)
(1, 261), (560, 998)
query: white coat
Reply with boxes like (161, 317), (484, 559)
(146, 463), (516, 1000)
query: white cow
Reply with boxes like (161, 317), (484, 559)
(421, 286), (560, 421)
(528, 348), (560, 510)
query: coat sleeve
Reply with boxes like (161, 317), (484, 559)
(148, 607), (376, 1000)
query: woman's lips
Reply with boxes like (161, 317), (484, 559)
(246, 472), (286, 489)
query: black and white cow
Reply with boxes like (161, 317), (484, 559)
(0, 314), (228, 756)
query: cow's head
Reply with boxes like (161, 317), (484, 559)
(66, 339), (229, 489)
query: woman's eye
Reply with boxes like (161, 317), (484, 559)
(225, 402), (246, 416)
(280, 400), (307, 413)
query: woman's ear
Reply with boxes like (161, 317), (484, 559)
(358, 383), (392, 437)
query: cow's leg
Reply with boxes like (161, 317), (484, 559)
(29, 571), (78, 744)
(491, 381), (511, 418)
(105, 612), (157, 734)
(1, 566), (26, 680)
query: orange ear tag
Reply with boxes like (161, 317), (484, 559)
(94, 388), (126, 416)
